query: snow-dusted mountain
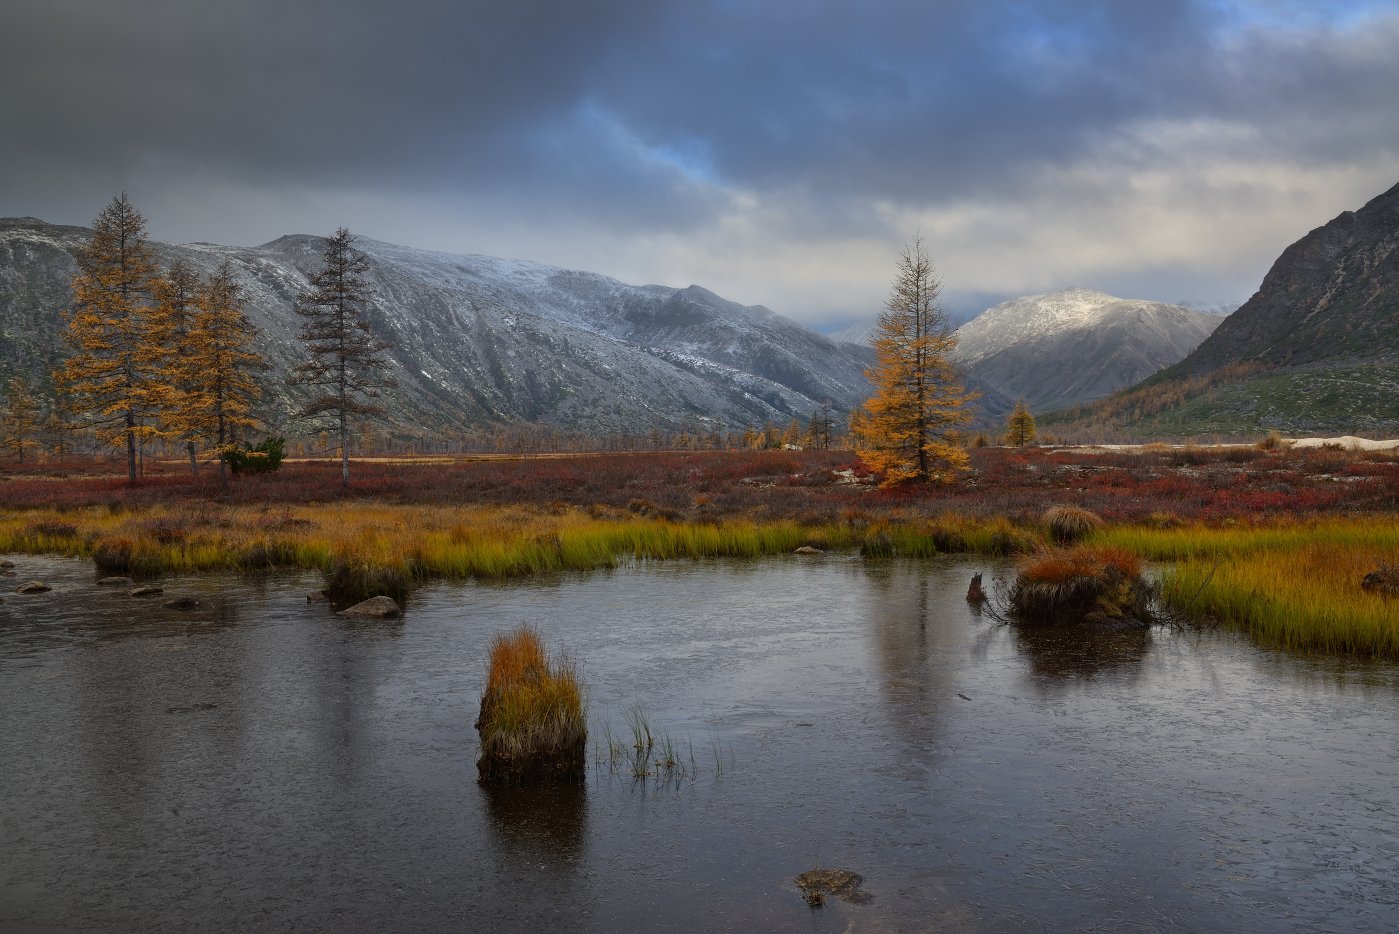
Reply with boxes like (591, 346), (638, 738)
(953, 288), (1223, 412)
(0, 218), (875, 435)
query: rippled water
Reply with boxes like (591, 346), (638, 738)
(2, 553), (1397, 932)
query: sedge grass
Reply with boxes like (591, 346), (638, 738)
(476, 626), (587, 783)
(1100, 519), (1399, 659)
(0, 502), (1040, 588)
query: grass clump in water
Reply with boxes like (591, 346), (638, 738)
(476, 626), (587, 784)
(1008, 546), (1152, 627)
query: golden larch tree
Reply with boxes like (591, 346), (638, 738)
(149, 260), (203, 474)
(1, 375), (41, 462)
(850, 236), (975, 484)
(54, 194), (163, 482)
(186, 262), (264, 485)
(1005, 398), (1036, 446)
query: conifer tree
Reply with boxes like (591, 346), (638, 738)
(806, 399), (834, 450)
(149, 260), (203, 475)
(850, 236), (974, 484)
(189, 262), (264, 485)
(1005, 398), (1037, 447)
(55, 194), (162, 482)
(292, 227), (392, 488)
(1, 376), (41, 462)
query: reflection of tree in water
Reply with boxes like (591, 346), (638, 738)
(1010, 623), (1152, 685)
(865, 563), (965, 759)
(481, 782), (588, 863)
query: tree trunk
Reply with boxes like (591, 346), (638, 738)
(126, 410), (137, 484)
(340, 414), (350, 489)
(187, 440), (198, 477)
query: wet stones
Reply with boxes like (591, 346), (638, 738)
(162, 597), (201, 610)
(15, 581), (52, 594)
(1361, 567), (1399, 597)
(97, 576), (135, 586)
(795, 869), (869, 907)
(338, 595), (402, 619)
(793, 545), (825, 556)
(130, 585), (164, 597)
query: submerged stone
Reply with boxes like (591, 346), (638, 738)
(129, 585), (164, 597)
(338, 595), (402, 619)
(15, 581), (52, 594)
(0, 560), (14, 568)
(97, 576), (134, 586)
(794, 546), (825, 555)
(795, 869), (869, 906)
(163, 597), (201, 610)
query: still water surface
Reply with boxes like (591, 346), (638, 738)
(2, 553), (1397, 932)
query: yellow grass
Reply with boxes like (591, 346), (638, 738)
(477, 626), (587, 782)
(1100, 519), (1399, 658)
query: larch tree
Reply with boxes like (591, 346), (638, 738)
(805, 398), (834, 450)
(1, 375), (41, 462)
(1005, 398), (1037, 447)
(55, 194), (163, 482)
(850, 236), (975, 484)
(292, 227), (392, 488)
(149, 260), (203, 475)
(188, 262), (265, 485)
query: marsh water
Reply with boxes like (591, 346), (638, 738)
(2, 553), (1397, 932)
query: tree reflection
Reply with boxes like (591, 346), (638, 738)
(1009, 622), (1152, 686)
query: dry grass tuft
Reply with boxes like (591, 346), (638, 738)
(1010, 546), (1151, 626)
(1044, 505), (1103, 544)
(476, 626), (587, 784)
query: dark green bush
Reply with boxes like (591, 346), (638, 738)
(223, 437), (286, 476)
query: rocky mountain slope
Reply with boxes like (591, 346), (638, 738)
(0, 218), (877, 436)
(952, 288), (1222, 412)
(1046, 181), (1399, 437)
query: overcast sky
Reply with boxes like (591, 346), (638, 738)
(3, 0), (1397, 328)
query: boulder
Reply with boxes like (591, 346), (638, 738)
(163, 597), (201, 610)
(129, 585), (164, 597)
(0, 560), (14, 568)
(97, 576), (135, 586)
(338, 595), (402, 619)
(794, 546), (825, 556)
(15, 581), (52, 594)
(306, 591), (329, 603)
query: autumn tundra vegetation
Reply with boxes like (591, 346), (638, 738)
(1, 203), (1397, 667)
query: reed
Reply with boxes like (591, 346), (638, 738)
(475, 627), (587, 784)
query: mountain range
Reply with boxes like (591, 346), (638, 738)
(1048, 180), (1399, 437)
(0, 218), (876, 437)
(951, 289), (1222, 413)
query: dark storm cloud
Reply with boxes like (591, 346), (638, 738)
(2, 0), (1396, 319)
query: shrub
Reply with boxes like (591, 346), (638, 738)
(324, 554), (412, 604)
(475, 626), (587, 784)
(1044, 505), (1103, 544)
(223, 437), (286, 476)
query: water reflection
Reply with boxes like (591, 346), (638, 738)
(1009, 622), (1152, 686)
(481, 782), (588, 863)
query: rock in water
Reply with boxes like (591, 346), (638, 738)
(163, 597), (201, 610)
(794, 869), (869, 906)
(98, 576), (134, 586)
(15, 581), (52, 594)
(0, 560), (15, 568)
(794, 546), (825, 555)
(338, 596), (402, 619)
(1361, 568), (1399, 596)
(130, 585), (164, 597)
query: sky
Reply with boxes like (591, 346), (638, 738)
(2, 0), (1397, 329)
